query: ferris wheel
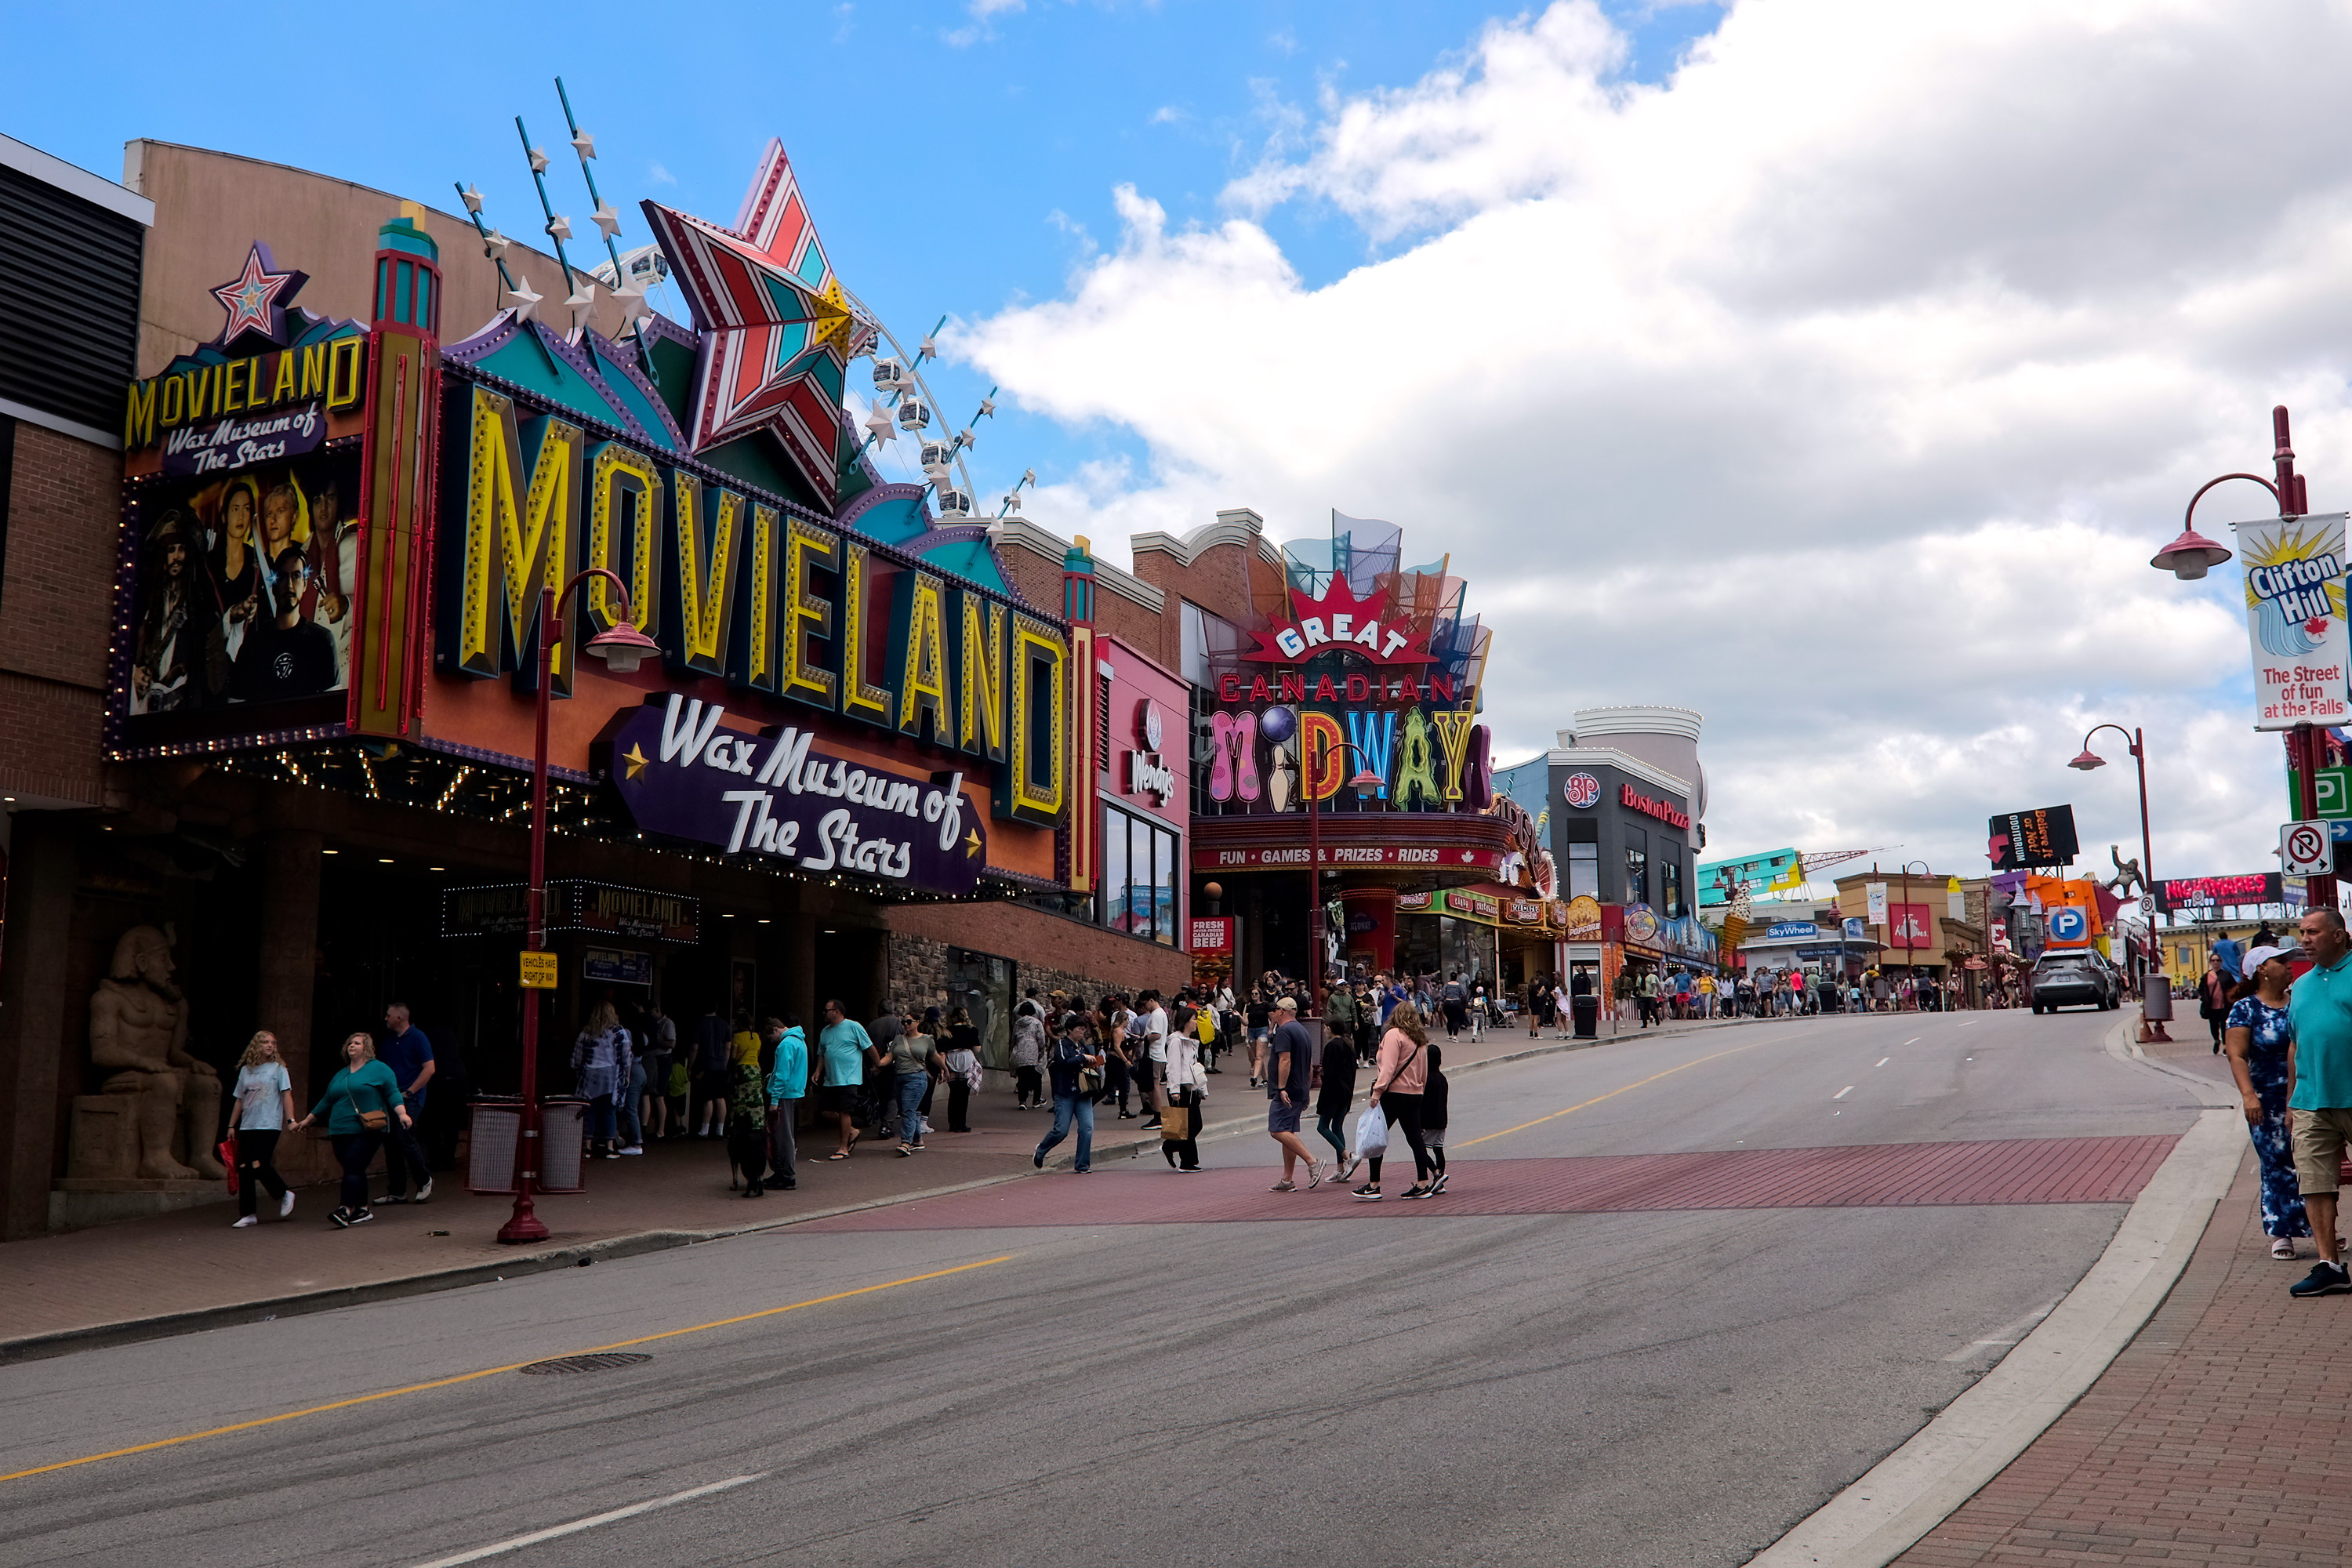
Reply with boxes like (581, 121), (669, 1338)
(841, 289), (1033, 524)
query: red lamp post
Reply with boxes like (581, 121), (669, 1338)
(2071, 724), (2161, 1035)
(498, 568), (660, 1246)
(2149, 406), (2334, 917)
(1301, 731), (1385, 1016)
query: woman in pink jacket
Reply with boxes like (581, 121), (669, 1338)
(1354, 1002), (1436, 1201)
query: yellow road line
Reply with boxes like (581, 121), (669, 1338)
(2, 1254), (1014, 1486)
(1455, 1040), (1776, 1149)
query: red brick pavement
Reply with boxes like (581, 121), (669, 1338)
(1893, 1154), (2352, 1566)
(801, 1135), (2180, 1232)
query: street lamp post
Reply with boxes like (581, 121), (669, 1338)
(2149, 405), (2336, 914)
(2071, 724), (2167, 1040)
(1899, 859), (1930, 1008)
(1301, 731), (1385, 1016)
(498, 568), (660, 1246)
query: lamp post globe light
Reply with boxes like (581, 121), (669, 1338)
(498, 567), (659, 1247)
(2147, 405), (2336, 916)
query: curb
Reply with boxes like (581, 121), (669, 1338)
(0, 1011), (1802, 1365)
(1744, 1018), (2246, 1568)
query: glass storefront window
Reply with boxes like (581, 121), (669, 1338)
(1102, 808), (1130, 932)
(1568, 842), (1598, 900)
(1101, 804), (1180, 943)
(1661, 857), (1684, 919)
(1625, 829), (1648, 906)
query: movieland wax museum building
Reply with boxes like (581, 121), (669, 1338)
(2, 132), (1193, 1231)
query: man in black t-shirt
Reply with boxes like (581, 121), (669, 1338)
(1264, 997), (1323, 1192)
(232, 550), (338, 701)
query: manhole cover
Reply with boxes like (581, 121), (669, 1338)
(519, 1352), (654, 1376)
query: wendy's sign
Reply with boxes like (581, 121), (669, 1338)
(600, 695), (986, 894)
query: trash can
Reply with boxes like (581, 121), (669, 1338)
(2142, 974), (2174, 1022)
(1571, 995), (1599, 1039)
(465, 1095), (588, 1194)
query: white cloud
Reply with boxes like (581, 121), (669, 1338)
(946, 0), (1025, 48)
(954, 0), (2352, 880)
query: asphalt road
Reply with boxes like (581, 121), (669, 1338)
(0, 1006), (2206, 1568)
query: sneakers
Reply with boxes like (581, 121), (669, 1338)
(2291, 1261), (2351, 1297)
(618, 1145), (644, 1156)
(278, 1190), (296, 1220)
(1428, 1171), (1449, 1196)
(414, 1178), (432, 1203)
(377, 1192), (408, 1206)
(1352, 1182), (1382, 1200)
(1269, 1179), (1298, 1192)
(330, 1207), (352, 1229)
(1033, 1148), (1047, 1170)
(347, 1207), (374, 1226)
(1305, 1160), (1324, 1189)
(1399, 1184), (1434, 1200)
(232, 1214), (257, 1229)
(1337, 1156), (1362, 1185)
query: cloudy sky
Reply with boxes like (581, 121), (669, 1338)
(953, 0), (2351, 886)
(15, 0), (2343, 885)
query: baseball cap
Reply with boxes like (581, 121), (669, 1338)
(1273, 996), (1299, 1011)
(2245, 945), (2290, 971)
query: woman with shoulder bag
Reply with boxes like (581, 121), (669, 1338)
(1161, 1009), (1208, 1171)
(1353, 1002), (1435, 1202)
(289, 1032), (408, 1228)
(2196, 954), (2234, 1053)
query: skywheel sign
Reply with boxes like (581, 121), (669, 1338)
(2241, 513), (2352, 731)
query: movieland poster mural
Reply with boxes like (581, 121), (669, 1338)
(2241, 512), (2351, 731)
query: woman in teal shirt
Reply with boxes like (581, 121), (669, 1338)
(290, 1032), (408, 1228)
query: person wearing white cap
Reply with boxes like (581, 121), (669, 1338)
(2223, 945), (2311, 1260)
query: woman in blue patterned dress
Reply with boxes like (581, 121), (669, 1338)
(2224, 945), (2310, 1259)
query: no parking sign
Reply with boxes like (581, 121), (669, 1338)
(2283, 820), (2334, 876)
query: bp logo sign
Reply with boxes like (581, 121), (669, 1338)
(1563, 772), (1601, 809)
(2045, 906), (2089, 944)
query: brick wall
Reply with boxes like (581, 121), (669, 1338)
(0, 422), (118, 805)
(885, 898), (1191, 1015)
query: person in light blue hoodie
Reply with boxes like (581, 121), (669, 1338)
(763, 1015), (808, 1192)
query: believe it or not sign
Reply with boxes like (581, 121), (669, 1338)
(519, 950), (559, 989)
(601, 695), (986, 895)
(2241, 514), (2352, 731)
(1987, 805), (2079, 869)
(1197, 842), (1506, 871)
(1189, 916), (1234, 954)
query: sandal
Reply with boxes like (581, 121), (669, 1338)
(2274, 1238), (2299, 1259)
(829, 1150), (849, 1160)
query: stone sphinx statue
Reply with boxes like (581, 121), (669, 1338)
(84, 923), (223, 1181)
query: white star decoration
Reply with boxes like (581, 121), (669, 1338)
(506, 274), (543, 322)
(546, 213), (572, 241)
(460, 185), (485, 214)
(572, 130), (596, 160)
(864, 406), (897, 447)
(613, 275), (655, 331)
(566, 280), (597, 339)
(590, 201), (622, 241)
(484, 228), (510, 256)
(528, 146), (550, 174)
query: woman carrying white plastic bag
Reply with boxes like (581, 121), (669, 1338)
(1354, 1001), (1434, 1201)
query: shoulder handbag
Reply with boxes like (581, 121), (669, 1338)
(354, 1072), (390, 1133)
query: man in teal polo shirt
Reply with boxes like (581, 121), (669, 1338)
(2288, 908), (2352, 1297)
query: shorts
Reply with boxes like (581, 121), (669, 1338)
(822, 1084), (862, 1115)
(1266, 1098), (1303, 1134)
(1424, 1131), (1446, 1147)
(1250, 1028), (1270, 1042)
(2292, 1106), (2352, 1195)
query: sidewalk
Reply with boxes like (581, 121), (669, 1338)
(0, 1011), (1741, 1360)
(1893, 1147), (2352, 1567)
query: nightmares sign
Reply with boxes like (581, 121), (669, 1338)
(602, 695), (986, 894)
